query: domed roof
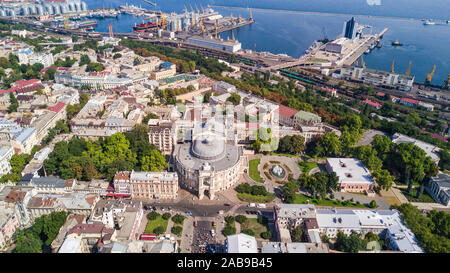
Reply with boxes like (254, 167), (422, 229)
(191, 134), (225, 160)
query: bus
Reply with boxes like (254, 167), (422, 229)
(140, 233), (157, 241)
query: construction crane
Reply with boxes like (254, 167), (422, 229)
(390, 56), (395, 73)
(249, 8), (253, 20)
(200, 19), (205, 34)
(190, 4), (195, 14)
(231, 29), (235, 40)
(405, 61), (412, 76)
(425, 64), (436, 84)
(214, 19), (218, 39)
(184, 5), (188, 13)
(195, 3), (200, 15)
(360, 55), (366, 69)
(64, 14), (70, 30)
(230, 12), (234, 24)
(200, 4), (205, 15)
(108, 24), (114, 38)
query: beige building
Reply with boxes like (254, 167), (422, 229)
(113, 171), (179, 200)
(148, 120), (174, 155)
(149, 63), (177, 80)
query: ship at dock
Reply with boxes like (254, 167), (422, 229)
(133, 19), (165, 32)
(392, 40), (403, 46)
(423, 20), (436, 25)
(78, 20), (98, 28)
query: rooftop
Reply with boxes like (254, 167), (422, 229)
(326, 158), (375, 185)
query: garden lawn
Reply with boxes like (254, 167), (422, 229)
(293, 194), (368, 208)
(298, 161), (318, 175)
(144, 215), (169, 234)
(237, 193), (275, 203)
(400, 187), (435, 203)
(249, 159), (264, 183)
(240, 218), (269, 240)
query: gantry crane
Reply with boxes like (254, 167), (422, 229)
(425, 64), (436, 84)
(64, 14), (70, 30)
(108, 24), (114, 38)
(405, 61), (412, 76)
(360, 55), (366, 69)
(390, 56), (395, 73)
(200, 4), (205, 15)
(214, 19), (218, 39)
(195, 3), (200, 15)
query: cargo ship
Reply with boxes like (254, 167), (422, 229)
(133, 20), (164, 32)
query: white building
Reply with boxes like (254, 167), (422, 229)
(426, 173), (450, 207)
(29, 52), (54, 68)
(325, 158), (375, 193)
(339, 66), (415, 92)
(0, 145), (14, 176)
(226, 233), (258, 253)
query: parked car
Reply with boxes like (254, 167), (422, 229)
(248, 203), (256, 208)
(224, 203), (231, 207)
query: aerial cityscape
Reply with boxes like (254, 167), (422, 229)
(0, 0), (448, 259)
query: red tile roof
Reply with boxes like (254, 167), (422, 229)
(400, 98), (419, 104)
(46, 102), (66, 113)
(376, 92), (385, 97)
(278, 104), (298, 118)
(12, 79), (41, 88)
(363, 99), (382, 109)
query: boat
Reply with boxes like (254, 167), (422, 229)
(133, 20), (163, 31)
(391, 40), (403, 46)
(376, 41), (382, 48)
(423, 20), (436, 25)
(78, 20), (98, 28)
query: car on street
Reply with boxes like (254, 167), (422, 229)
(248, 203), (256, 207)
(224, 203), (231, 206)
(212, 222), (216, 228)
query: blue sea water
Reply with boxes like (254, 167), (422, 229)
(85, 0), (450, 85)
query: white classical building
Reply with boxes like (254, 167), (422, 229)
(173, 120), (247, 200)
(325, 158), (375, 193)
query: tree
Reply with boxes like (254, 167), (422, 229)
(162, 213), (171, 220)
(13, 229), (42, 253)
(428, 210), (450, 238)
(225, 216), (235, 225)
(369, 200), (377, 208)
(374, 169), (394, 191)
(313, 132), (341, 157)
(282, 180), (299, 204)
(364, 232), (379, 242)
(203, 92), (212, 103)
(261, 231), (272, 239)
(113, 53), (122, 59)
(223, 225), (236, 236)
(55, 120), (70, 134)
(79, 54), (91, 66)
(291, 226), (303, 242)
(335, 231), (367, 253)
(278, 135), (305, 155)
(147, 211), (159, 220)
(226, 93), (241, 106)
(172, 214), (185, 225)
(353, 145), (382, 172)
(86, 62), (105, 72)
(153, 226), (165, 235)
(417, 157), (438, 198)
(235, 215), (247, 224)
(242, 229), (254, 236)
(171, 226), (183, 236)
(371, 135), (392, 162)
(7, 92), (18, 113)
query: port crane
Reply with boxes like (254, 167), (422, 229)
(195, 3), (200, 15)
(63, 14), (70, 30)
(405, 61), (412, 76)
(108, 24), (114, 38)
(425, 64), (436, 84)
(214, 19), (218, 39)
(142, 0), (157, 7)
(200, 4), (205, 15)
(390, 56), (395, 73)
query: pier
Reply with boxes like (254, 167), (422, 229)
(191, 19), (254, 36)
